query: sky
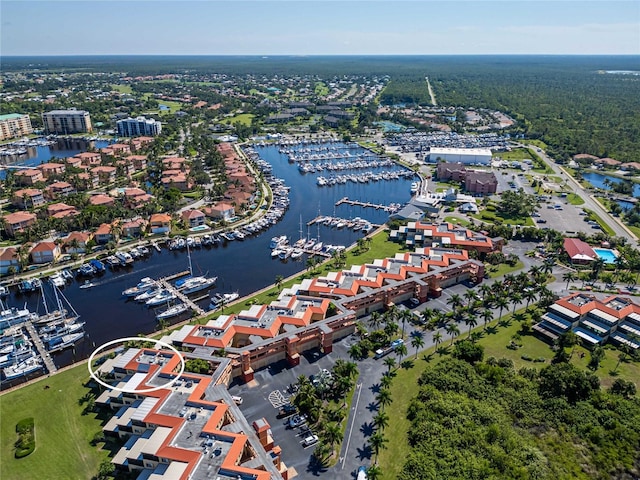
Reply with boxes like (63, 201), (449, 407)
(1, 1), (639, 56)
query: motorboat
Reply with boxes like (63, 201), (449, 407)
(0, 285), (8, 297)
(134, 287), (161, 302)
(181, 276), (217, 295)
(291, 248), (304, 259)
(123, 277), (156, 297)
(17, 278), (42, 293)
(146, 290), (176, 307)
(270, 235), (287, 249)
(79, 280), (95, 290)
(77, 263), (96, 276)
(156, 303), (190, 320)
(61, 269), (74, 281)
(115, 251), (134, 266)
(49, 272), (66, 288)
(209, 292), (239, 310)
(2, 356), (42, 380)
(89, 259), (106, 272)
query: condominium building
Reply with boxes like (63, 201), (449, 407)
(42, 110), (93, 134)
(0, 113), (33, 140)
(116, 116), (162, 137)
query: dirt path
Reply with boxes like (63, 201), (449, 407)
(426, 76), (437, 106)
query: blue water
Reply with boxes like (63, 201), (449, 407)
(593, 248), (618, 264)
(374, 121), (406, 133)
(1, 142), (415, 378)
(159, 104), (170, 110)
(581, 171), (640, 197)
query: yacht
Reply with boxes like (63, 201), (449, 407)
(181, 276), (217, 295)
(0, 285), (7, 297)
(18, 278), (42, 293)
(0, 304), (37, 329)
(134, 287), (161, 302)
(291, 248), (304, 259)
(49, 272), (66, 288)
(270, 235), (288, 249)
(2, 355), (42, 380)
(123, 277), (156, 297)
(115, 251), (134, 266)
(89, 259), (106, 273)
(77, 263), (96, 276)
(209, 292), (239, 310)
(156, 303), (190, 320)
(146, 290), (176, 307)
(79, 280), (95, 290)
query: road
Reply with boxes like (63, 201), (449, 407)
(529, 146), (637, 247)
(425, 77), (437, 106)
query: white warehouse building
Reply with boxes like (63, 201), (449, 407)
(116, 116), (162, 137)
(427, 147), (492, 165)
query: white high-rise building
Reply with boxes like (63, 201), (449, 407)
(42, 109), (92, 134)
(116, 116), (162, 137)
(426, 147), (492, 165)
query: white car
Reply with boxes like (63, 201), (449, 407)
(302, 434), (319, 447)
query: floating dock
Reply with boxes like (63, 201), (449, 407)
(24, 321), (58, 375)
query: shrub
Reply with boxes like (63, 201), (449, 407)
(14, 417), (35, 458)
(521, 354), (533, 361)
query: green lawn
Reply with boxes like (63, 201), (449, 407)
(486, 260), (524, 278)
(0, 367), (110, 480)
(220, 113), (254, 126)
(583, 208), (616, 236)
(110, 84), (132, 94)
(314, 82), (329, 96)
(443, 216), (471, 227)
(566, 193), (585, 205)
(520, 139), (548, 150)
(628, 225), (640, 239)
(493, 148), (534, 161)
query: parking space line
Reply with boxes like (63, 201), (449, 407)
(267, 390), (290, 409)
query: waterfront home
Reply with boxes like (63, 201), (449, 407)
(37, 162), (66, 179)
(3, 211), (37, 237)
(88, 194), (115, 207)
(121, 218), (147, 238)
(14, 169), (44, 186)
(150, 213), (172, 234)
(225, 189), (253, 208)
(12, 188), (45, 209)
(122, 188), (153, 209)
(30, 241), (60, 264)
(125, 154), (147, 171)
(45, 181), (75, 200)
(0, 247), (21, 275)
(64, 157), (83, 169)
(94, 223), (116, 244)
(205, 203), (235, 221)
(181, 209), (206, 228)
(91, 165), (117, 184)
(63, 231), (91, 254)
(75, 152), (101, 167)
(229, 172), (255, 189)
(47, 202), (79, 219)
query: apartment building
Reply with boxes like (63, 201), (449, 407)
(0, 113), (33, 140)
(116, 116), (162, 137)
(42, 109), (93, 134)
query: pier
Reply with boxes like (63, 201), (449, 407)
(157, 276), (206, 316)
(335, 196), (401, 212)
(24, 321), (58, 375)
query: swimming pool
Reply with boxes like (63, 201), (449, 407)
(189, 225), (210, 232)
(593, 248), (618, 264)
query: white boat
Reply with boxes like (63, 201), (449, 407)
(209, 292), (239, 310)
(270, 235), (288, 249)
(3, 356), (42, 380)
(79, 280), (95, 290)
(181, 276), (217, 295)
(156, 303), (190, 320)
(134, 288), (160, 302)
(0, 286), (8, 297)
(146, 290), (176, 307)
(49, 272), (66, 288)
(115, 251), (134, 265)
(312, 242), (324, 252)
(291, 248), (304, 259)
(123, 277), (156, 297)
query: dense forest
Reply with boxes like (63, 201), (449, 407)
(399, 354), (640, 480)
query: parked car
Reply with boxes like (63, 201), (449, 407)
(302, 434), (319, 447)
(409, 297), (420, 306)
(288, 414), (307, 429)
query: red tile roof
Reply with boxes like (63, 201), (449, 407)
(563, 237), (596, 261)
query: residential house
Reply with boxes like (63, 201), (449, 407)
(205, 203), (235, 221)
(47, 202), (79, 219)
(94, 223), (116, 245)
(149, 213), (172, 234)
(125, 155), (147, 171)
(30, 241), (61, 264)
(76, 172), (97, 189)
(162, 157), (187, 171)
(91, 166), (117, 185)
(0, 247), (21, 275)
(63, 231), (92, 254)
(12, 188), (45, 209)
(88, 194), (115, 207)
(181, 209), (206, 228)
(65, 157), (83, 169)
(45, 181), (75, 200)
(161, 172), (191, 191)
(14, 169), (44, 186)
(3, 212), (37, 237)
(37, 162), (65, 179)
(123, 188), (153, 209)
(130, 136), (154, 151)
(121, 219), (147, 238)
(75, 152), (101, 167)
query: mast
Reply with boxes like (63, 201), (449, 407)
(299, 214), (303, 241)
(187, 241), (193, 276)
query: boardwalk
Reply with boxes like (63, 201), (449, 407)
(157, 277), (206, 316)
(24, 321), (58, 375)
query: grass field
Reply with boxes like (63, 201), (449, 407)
(486, 260), (524, 278)
(566, 193), (585, 205)
(110, 84), (133, 94)
(0, 367), (109, 480)
(443, 216), (471, 227)
(314, 82), (329, 96)
(220, 113), (254, 126)
(493, 148), (534, 161)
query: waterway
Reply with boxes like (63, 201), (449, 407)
(581, 171), (640, 211)
(1, 142), (415, 387)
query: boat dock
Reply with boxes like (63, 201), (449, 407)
(24, 321), (58, 375)
(335, 196), (401, 212)
(157, 277), (206, 316)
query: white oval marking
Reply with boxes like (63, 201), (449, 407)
(87, 337), (185, 394)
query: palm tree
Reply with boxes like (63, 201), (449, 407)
(395, 342), (407, 363)
(411, 333), (425, 358)
(323, 422), (342, 455)
(446, 293), (463, 311)
(479, 283), (492, 302)
(367, 464), (382, 480)
(495, 296), (509, 323)
(274, 274), (284, 292)
(399, 308), (412, 338)
(348, 343), (363, 361)
(446, 323), (460, 345)
(465, 316), (478, 338)
(369, 311), (383, 330)
(463, 290), (479, 307)
(375, 388), (392, 411)
(383, 356), (396, 373)
(380, 374), (393, 390)
(433, 331), (443, 349)
(372, 411), (389, 432)
(523, 288), (538, 310)
(510, 292), (523, 314)
(481, 309), (493, 329)
(591, 257), (605, 280)
(369, 432), (388, 462)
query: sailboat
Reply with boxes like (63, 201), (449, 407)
(156, 302), (190, 320)
(177, 242), (217, 295)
